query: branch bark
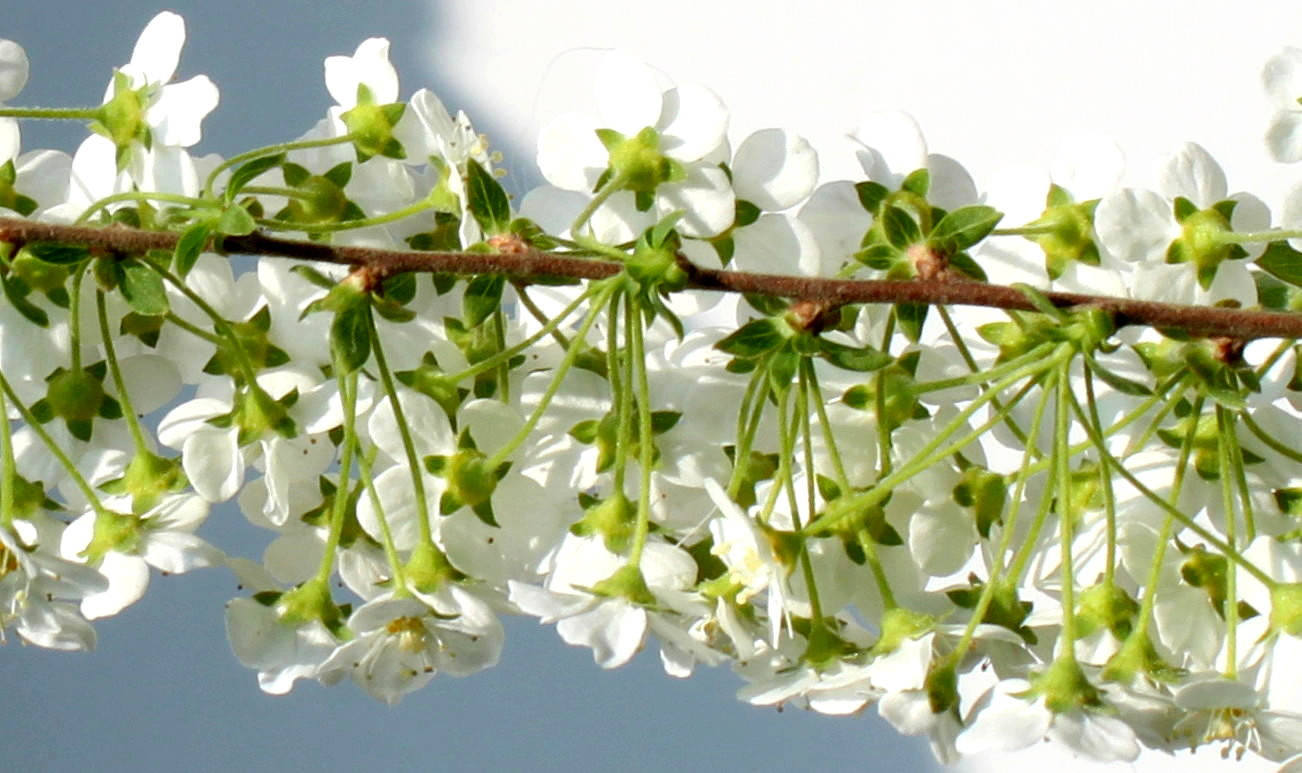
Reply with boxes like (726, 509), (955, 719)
(1, 216), (1299, 340)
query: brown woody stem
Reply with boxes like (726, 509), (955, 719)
(1, 217), (1299, 340)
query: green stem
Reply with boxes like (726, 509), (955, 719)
(95, 290), (148, 452)
(627, 296), (654, 567)
(152, 264), (261, 386)
(487, 279), (617, 469)
(1215, 405), (1238, 678)
(805, 344), (1069, 536)
(1065, 388), (1273, 587)
(257, 198), (435, 234)
(314, 368), (358, 584)
(0, 371), (110, 518)
(445, 283), (598, 385)
(75, 192), (208, 224)
(609, 291), (631, 500)
(68, 265), (85, 371)
(368, 308), (434, 548)
(571, 172), (630, 235)
(355, 442), (408, 592)
(1241, 411), (1302, 464)
(1081, 366), (1118, 586)
(0, 107), (99, 120)
(1054, 365), (1079, 660)
(937, 306), (1030, 448)
(202, 134), (359, 199)
(0, 383), (15, 529)
(1217, 229), (1302, 244)
(725, 365), (768, 500)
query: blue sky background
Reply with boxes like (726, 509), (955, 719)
(5, 2), (1301, 770)
(0, 3), (936, 771)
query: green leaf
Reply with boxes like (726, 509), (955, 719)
(174, 221), (212, 278)
(224, 153), (286, 204)
(0, 274), (48, 327)
(465, 158), (511, 236)
(26, 242), (90, 266)
(216, 204), (257, 236)
(715, 318), (785, 358)
(330, 305), (371, 373)
(895, 302), (928, 343)
(118, 258), (169, 316)
(928, 205), (1003, 254)
(1257, 240), (1302, 288)
(463, 274), (505, 328)
(818, 340), (892, 372)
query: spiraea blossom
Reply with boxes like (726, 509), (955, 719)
(0, 14), (1300, 768)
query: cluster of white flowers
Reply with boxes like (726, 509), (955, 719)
(1, 12), (1301, 765)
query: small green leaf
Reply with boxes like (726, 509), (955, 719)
(928, 205), (1003, 254)
(1257, 240), (1302, 288)
(118, 258), (169, 316)
(26, 243), (90, 266)
(174, 221), (212, 278)
(818, 340), (892, 372)
(463, 274), (505, 328)
(0, 274), (49, 327)
(466, 158), (511, 236)
(330, 305), (371, 373)
(224, 153), (286, 204)
(715, 318), (785, 358)
(216, 204), (257, 236)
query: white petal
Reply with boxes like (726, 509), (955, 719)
(142, 530), (222, 574)
(1264, 48), (1302, 107)
(657, 85), (728, 162)
(658, 164), (735, 238)
(556, 600), (647, 669)
(852, 111), (927, 187)
(731, 213), (822, 276)
(148, 76), (220, 147)
(182, 429), (243, 502)
(1093, 188), (1175, 263)
(1268, 110), (1302, 163)
(324, 37), (398, 108)
(127, 11), (185, 85)
(594, 50), (663, 134)
(536, 112), (608, 191)
(1158, 142), (1227, 206)
(732, 129), (819, 211)
(0, 39), (29, 102)
(81, 551), (150, 619)
(1051, 131), (1124, 200)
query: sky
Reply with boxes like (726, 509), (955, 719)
(3, 2), (1300, 771)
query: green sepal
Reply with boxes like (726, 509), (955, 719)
(900, 168), (930, 197)
(569, 491), (635, 554)
(952, 466), (1007, 539)
(330, 303), (371, 373)
(854, 180), (889, 214)
(881, 204), (922, 249)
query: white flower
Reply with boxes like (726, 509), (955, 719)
(317, 588), (503, 705)
(956, 677), (1140, 763)
(731, 128), (819, 212)
(108, 11), (219, 149)
(704, 478), (794, 646)
(1171, 677), (1302, 762)
(59, 493), (221, 619)
(1264, 47), (1302, 163)
(0, 38), (29, 163)
(0, 522), (107, 650)
(225, 593), (340, 695)
(849, 111), (977, 210)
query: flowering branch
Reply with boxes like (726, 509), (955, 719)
(1, 216), (1297, 340)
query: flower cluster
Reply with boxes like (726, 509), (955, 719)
(1, 13), (1301, 765)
